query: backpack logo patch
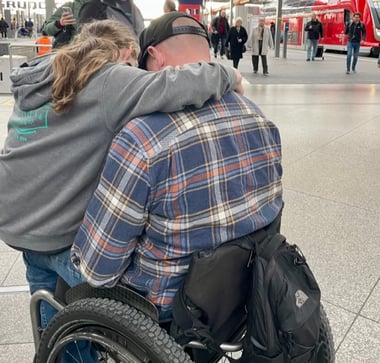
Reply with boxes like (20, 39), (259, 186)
(295, 289), (309, 308)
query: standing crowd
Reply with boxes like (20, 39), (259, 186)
(211, 11), (274, 74)
(210, 10), (376, 75)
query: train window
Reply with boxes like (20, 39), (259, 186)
(344, 9), (351, 24)
(368, 0), (380, 27)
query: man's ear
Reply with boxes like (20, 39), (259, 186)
(146, 46), (165, 71)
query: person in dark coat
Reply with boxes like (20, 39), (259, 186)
(211, 10), (230, 58)
(226, 17), (248, 69)
(0, 18), (9, 38)
(304, 12), (323, 61)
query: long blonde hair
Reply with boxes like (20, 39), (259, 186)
(52, 20), (139, 114)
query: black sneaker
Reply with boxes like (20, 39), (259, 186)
(306, 59), (310, 61)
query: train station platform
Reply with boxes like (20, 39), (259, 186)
(0, 47), (379, 362)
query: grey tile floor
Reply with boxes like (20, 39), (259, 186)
(0, 48), (379, 362)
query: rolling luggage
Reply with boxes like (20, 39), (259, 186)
(315, 45), (324, 60)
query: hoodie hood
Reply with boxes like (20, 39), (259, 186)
(10, 54), (54, 111)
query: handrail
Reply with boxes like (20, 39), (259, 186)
(7, 43), (52, 71)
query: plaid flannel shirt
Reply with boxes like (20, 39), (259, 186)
(72, 92), (283, 319)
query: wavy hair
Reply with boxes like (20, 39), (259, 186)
(52, 20), (139, 114)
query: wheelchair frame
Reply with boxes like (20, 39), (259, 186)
(30, 286), (245, 360)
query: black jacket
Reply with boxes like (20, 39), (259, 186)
(344, 21), (366, 42)
(79, 0), (144, 36)
(304, 20), (323, 40)
(226, 26), (248, 59)
(212, 15), (230, 36)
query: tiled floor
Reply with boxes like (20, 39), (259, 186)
(0, 48), (379, 362)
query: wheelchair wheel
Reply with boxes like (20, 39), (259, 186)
(37, 297), (192, 363)
(317, 304), (335, 362)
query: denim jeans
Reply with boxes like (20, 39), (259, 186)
(346, 41), (360, 71)
(306, 38), (318, 60)
(213, 34), (227, 56)
(23, 248), (98, 363)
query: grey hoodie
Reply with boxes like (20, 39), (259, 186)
(0, 55), (237, 252)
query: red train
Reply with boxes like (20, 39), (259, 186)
(262, 0), (380, 56)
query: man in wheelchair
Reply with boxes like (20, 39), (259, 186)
(71, 10), (283, 325)
(34, 13), (336, 363)
(63, 11), (283, 363)
(32, 11), (282, 363)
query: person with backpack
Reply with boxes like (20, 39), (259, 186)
(78, 0), (145, 37)
(344, 12), (366, 74)
(304, 12), (323, 61)
(42, 0), (85, 48)
(71, 10), (282, 326)
(43, 0), (143, 49)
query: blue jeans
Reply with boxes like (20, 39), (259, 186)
(23, 248), (98, 363)
(306, 38), (318, 60)
(346, 41), (360, 71)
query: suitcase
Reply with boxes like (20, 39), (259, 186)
(314, 45), (324, 60)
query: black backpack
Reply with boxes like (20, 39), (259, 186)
(78, 0), (144, 37)
(241, 233), (321, 363)
(171, 228), (321, 363)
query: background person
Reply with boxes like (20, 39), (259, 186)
(0, 17), (241, 354)
(11, 17), (17, 31)
(378, 53), (380, 68)
(270, 21), (275, 43)
(163, 0), (176, 13)
(25, 17), (34, 37)
(0, 18), (9, 38)
(72, 11), (282, 325)
(248, 17), (273, 76)
(211, 10), (230, 58)
(344, 12), (366, 74)
(226, 16), (248, 69)
(79, 0), (145, 37)
(304, 12), (323, 61)
(42, 0), (83, 48)
(35, 30), (52, 56)
(43, 0), (144, 49)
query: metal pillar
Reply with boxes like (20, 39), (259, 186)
(45, 0), (56, 20)
(274, 0), (282, 58)
(230, 0), (234, 25)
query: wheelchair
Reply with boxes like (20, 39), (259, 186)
(30, 215), (333, 362)
(31, 283), (334, 363)
(30, 240), (336, 363)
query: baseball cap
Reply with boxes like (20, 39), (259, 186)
(138, 11), (209, 69)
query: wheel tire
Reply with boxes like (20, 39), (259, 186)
(37, 297), (193, 363)
(317, 304), (335, 362)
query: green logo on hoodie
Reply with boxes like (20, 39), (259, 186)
(9, 103), (50, 141)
